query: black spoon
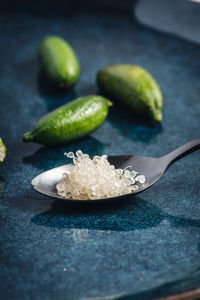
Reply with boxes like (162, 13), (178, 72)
(31, 138), (200, 201)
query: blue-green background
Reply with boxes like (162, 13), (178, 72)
(0, 1), (200, 299)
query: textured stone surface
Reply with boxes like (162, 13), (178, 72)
(0, 4), (200, 300)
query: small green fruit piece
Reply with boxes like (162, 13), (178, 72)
(22, 95), (111, 146)
(38, 36), (80, 88)
(0, 138), (6, 163)
(97, 64), (164, 122)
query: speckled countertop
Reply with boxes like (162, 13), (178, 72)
(0, 3), (200, 300)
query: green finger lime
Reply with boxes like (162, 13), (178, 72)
(38, 36), (80, 88)
(97, 64), (164, 122)
(0, 138), (6, 163)
(22, 95), (112, 146)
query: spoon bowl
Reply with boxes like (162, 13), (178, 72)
(31, 138), (200, 201)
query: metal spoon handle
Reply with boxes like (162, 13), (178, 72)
(163, 138), (200, 169)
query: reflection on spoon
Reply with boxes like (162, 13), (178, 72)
(72, 229), (89, 244)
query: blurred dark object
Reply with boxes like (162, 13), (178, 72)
(135, 0), (200, 44)
(0, 0), (137, 15)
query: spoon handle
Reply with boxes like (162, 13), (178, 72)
(164, 138), (200, 168)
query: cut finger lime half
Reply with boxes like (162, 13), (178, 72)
(0, 138), (6, 163)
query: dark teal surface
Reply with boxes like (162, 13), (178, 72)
(0, 4), (200, 300)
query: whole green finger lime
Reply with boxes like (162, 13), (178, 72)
(22, 95), (112, 146)
(38, 36), (80, 88)
(97, 64), (164, 122)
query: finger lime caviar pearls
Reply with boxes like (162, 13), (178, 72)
(56, 151), (146, 200)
